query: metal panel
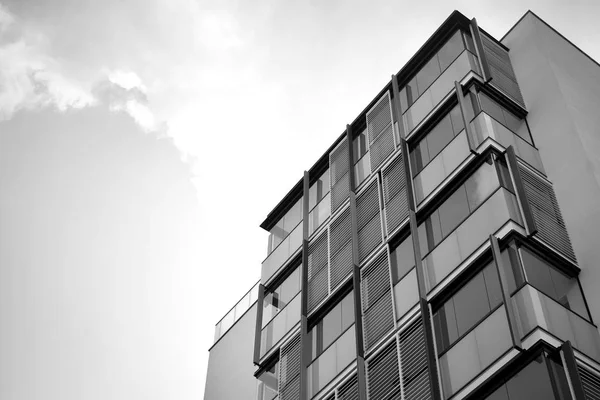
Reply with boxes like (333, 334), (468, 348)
(279, 333), (301, 400)
(330, 208), (352, 291)
(361, 251), (392, 310)
(382, 153), (408, 235)
(331, 139), (351, 214)
(363, 293), (394, 351)
(361, 251), (394, 351)
(367, 92), (396, 171)
(366, 339), (401, 400)
(579, 366), (600, 400)
(399, 318), (432, 400)
(308, 231), (329, 311)
(519, 164), (577, 263)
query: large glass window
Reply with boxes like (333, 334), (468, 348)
(519, 248), (589, 319)
(433, 262), (503, 354)
(418, 156), (508, 256)
(478, 93), (532, 144)
(309, 291), (355, 360)
(309, 169), (330, 210)
(263, 267), (301, 327)
(353, 128), (371, 188)
(390, 234), (415, 283)
(268, 198), (303, 255)
(308, 169), (331, 235)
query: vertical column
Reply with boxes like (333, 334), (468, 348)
(469, 18), (492, 82)
(347, 125), (368, 400)
(455, 80), (477, 154)
(392, 74), (442, 400)
(505, 146), (538, 236)
(560, 341), (586, 400)
(489, 235), (522, 349)
(253, 284), (266, 365)
(300, 172), (310, 400)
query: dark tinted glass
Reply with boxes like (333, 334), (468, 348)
(483, 263), (503, 308)
(485, 385), (510, 400)
(465, 159), (499, 211)
(449, 104), (464, 134)
(417, 56), (442, 94)
(480, 93), (505, 125)
(391, 235), (415, 283)
(506, 357), (556, 400)
(322, 304), (342, 350)
(547, 356), (573, 400)
(434, 300), (459, 353)
(341, 291), (355, 330)
(496, 159), (514, 192)
(438, 186), (470, 237)
(426, 116), (454, 158)
(438, 31), (465, 71)
(463, 32), (476, 54)
(453, 273), (491, 335)
(521, 249), (556, 298)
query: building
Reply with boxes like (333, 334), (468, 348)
(204, 10), (600, 400)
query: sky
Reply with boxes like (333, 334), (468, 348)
(0, 0), (599, 399)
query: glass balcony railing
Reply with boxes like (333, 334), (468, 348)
(214, 282), (260, 343)
(308, 192), (331, 237)
(470, 112), (545, 175)
(423, 188), (523, 292)
(404, 50), (480, 135)
(307, 326), (356, 398)
(262, 221), (303, 284)
(439, 307), (513, 398)
(512, 284), (600, 361)
(413, 129), (471, 204)
(260, 293), (301, 358)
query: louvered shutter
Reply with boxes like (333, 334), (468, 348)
(279, 334), (301, 400)
(330, 139), (350, 214)
(518, 165), (577, 263)
(480, 33), (525, 108)
(337, 374), (359, 400)
(361, 251), (394, 350)
(382, 153), (409, 235)
(308, 232), (329, 311)
(399, 318), (432, 400)
(578, 365), (600, 400)
(329, 208), (353, 291)
(366, 339), (401, 400)
(357, 180), (383, 263)
(367, 92), (396, 171)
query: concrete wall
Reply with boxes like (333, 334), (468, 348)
(503, 12), (600, 325)
(204, 304), (258, 400)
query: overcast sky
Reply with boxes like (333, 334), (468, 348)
(0, 0), (599, 399)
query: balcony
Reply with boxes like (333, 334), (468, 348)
(213, 282), (259, 343)
(512, 284), (600, 361)
(262, 221), (303, 285)
(404, 50), (480, 136)
(423, 187), (523, 292)
(260, 293), (301, 358)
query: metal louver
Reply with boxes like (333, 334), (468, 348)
(518, 165), (577, 263)
(361, 251), (394, 350)
(398, 318), (432, 400)
(330, 139), (350, 214)
(279, 334), (301, 400)
(308, 232), (329, 311)
(356, 180), (383, 263)
(382, 153), (409, 235)
(366, 339), (401, 400)
(579, 365), (600, 400)
(480, 33), (526, 108)
(367, 92), (396, 171)
(337, 374), (359, 400)
(329, 208), (353, 291)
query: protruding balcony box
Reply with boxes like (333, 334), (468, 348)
(214, 282), (259, 343)
(439, 307), (513, 398)
(423, 187), (523, 292)
(260, 293), (301, 358)
(262, 221), (303, 285)
(512, 284), (600, 361)
(404, 50), (480, 135)
(470, 112), (545, 175)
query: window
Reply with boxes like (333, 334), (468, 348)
(263, 267), (301, 327)
(309, 291), (355, 360)
(390, 235), (415, 283)
(267, 198), (304, 254)
(309, 169), (330, 210)
(433, 262), (503, 353)
(418, 157), (505, 255)
(479, 93), (532, 144)
(257, 360), (279, 400)
(520, 248), (589, 319)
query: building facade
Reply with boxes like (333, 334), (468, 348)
(205, 10), (600, 400)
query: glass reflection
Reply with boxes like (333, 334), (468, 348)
(257, 360), (279, 400)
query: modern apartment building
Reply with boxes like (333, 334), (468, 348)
(204, 10), (600, 400)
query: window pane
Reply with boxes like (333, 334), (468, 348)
(521, 249), (556, 299)
(322, 303), (342, 350)
(479, 93), (505, 125)
(449, 104), (464, 135)
(465, 159), (500, 211)
(506, 357), (557, 400)
(405, 77), (419, 107)
(496, 159), (515, 192)
(391, 235), (415, 283)
(485, 385), (510, 400)
(438, 30), (465, 71)
(283, 199), (303, 233)
(434, 300), (459, 353)
(417, 56), (442, 94)
(438, 186), (470, 237)
(425, 115), (454, 158)
(453, 273), (491, 336)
